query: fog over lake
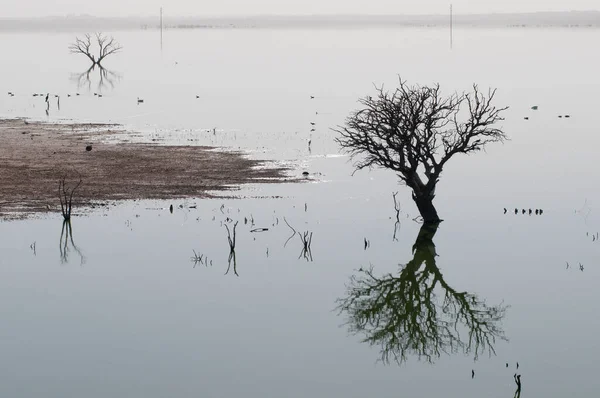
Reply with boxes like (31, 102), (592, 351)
(1, 22), (600, 398)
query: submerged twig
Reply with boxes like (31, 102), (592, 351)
(392, 191), (401, 222)
(393, 221), (401, 241)
(298, 231), (313, 261)
(225, 221), (239, 276)
(191, 250), (209, 268)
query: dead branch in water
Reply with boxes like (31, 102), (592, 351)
(298, 231), (313, 261)
(58, 174), (82, 221)
(393, 222), (401, 242)
(225, 221), (239, 276)
(392, 192), (401, 222)
(392, 191), (403, 241)
(191, 250), (210, 268)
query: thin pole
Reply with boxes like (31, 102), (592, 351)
(450, 4), (453, 49)
(160, 7), (163, 49)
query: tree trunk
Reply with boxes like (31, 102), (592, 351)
(412, 192), (441, 223)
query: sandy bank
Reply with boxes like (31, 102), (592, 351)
(0, 119), (291, 219)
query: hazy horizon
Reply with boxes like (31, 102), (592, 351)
(3, 0), (600, 18)
(3, 10), (600, 19)
(2, 10), (599, 32)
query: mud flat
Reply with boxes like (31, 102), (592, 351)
(0, 119), (290, 219)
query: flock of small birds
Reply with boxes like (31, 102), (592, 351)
(504, 208), (544, 215)
(524, 105), (571, 120)
(7, 91), (146, 103)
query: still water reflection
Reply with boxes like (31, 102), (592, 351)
(70, 64), (121, 92)
(338, 222), (508, 364)
(58, 219), (85, 265)
(2, 27), (600, 397)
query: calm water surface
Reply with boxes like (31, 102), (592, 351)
(1, 27), (600, 397)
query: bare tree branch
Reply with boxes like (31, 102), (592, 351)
(95, 32), (123, 66)
(69, 32), (122, 67)
(334, 78), (508, 223)
(68, 34), (96, 64)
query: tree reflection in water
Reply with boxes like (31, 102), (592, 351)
(337, 222), (508, 364)
(59, 219), (86, 265)
(70, 64), (121, 92)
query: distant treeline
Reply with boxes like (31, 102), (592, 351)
(1, 11), (600, 32)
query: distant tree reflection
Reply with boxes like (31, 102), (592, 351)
(70, 64), (121, 92)
(337, 223), (508, 364)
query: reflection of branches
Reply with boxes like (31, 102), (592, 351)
(283, 217), (297, 247)
(298, 231), (313, 261)
(514, 374), (522, 398)
(337, 222), (507, 364)
(70, 64), (121, 92)
(98, 66), (120, 90)
(225, 222), (238, 276)
(71, 64), (94, 91)
(191, 250), (212, 268)
(392, 192), (401, 241)
(59, 220), (86, 265)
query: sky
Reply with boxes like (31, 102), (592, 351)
(3, 0), (599, 18)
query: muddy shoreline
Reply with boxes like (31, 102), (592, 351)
(0, 119), (291, 219)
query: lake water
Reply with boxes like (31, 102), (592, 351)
(1, 26), (600, 397)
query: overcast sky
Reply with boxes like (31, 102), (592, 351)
(4, 0), (599, 18)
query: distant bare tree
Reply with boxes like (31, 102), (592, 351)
(335, 78), (508, 223)
(69, 33), (122, 67)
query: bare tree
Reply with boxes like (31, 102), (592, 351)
(69, 33), (122, 67)
(58, 175), (82, 221)
(335, 79), (508, 223)
(337, 223), (508, 364)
